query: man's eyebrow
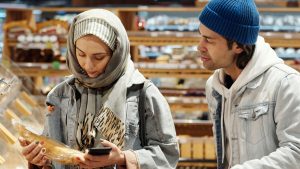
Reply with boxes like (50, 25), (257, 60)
(200, 33), (214, 40)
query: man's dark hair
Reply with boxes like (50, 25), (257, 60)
(226, 39), (256, 69)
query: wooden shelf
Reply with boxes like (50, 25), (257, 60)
(128, 31), (198, 46)
(7, 31), (300, 48)
(138, 68), (212, 78)
(259, 7), (300, 12)
(260, 32), (300, 48)
(10, 66), (70, 77)
(174, 120), (213, 137)
(177, 161), (216, 169)
(160, 87), (205, 96)
(170, 103), (208, 112)
(289, 63), (300, 72)
(196, 0), (300, 9)
(9, 63), (212, 78)
(129, 31), (300, 48)
(4, 6), (300, 13)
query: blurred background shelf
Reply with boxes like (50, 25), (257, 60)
(2, 2), (300, 168)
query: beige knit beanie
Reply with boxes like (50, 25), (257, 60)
(74, 18), (116, 50)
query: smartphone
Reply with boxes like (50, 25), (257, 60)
(88, 147), (112, 156)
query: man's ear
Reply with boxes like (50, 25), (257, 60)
(233, 42), (243, 54)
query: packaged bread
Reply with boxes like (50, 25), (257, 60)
(13, 122), (84, 165)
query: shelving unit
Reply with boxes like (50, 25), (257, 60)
(0, 64), (45, 168)
(2, 4), (300, 127)
(2, 4), (300, 168)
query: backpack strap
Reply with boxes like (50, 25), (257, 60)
(138, 80), (150, 147)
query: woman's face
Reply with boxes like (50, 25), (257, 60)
(75, 35), (112, 78)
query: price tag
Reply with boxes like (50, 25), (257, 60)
(176, 32), (184, 37)
(284, 33), (293, 39)
(150, 32), (158, 37)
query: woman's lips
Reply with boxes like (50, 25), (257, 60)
(87, 72), (98, 77)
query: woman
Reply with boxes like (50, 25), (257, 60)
(19, 9), (179, 169)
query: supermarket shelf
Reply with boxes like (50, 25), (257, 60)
(129, 31), (300, 48)
(4, 6), (300, 13)
(160, 87), (205, 97)
(289, 63), (300, 72)
(261, 32), (300, 48)
(6, 36), (67, 47)
(10, 62), (300, 79)
(7, 31), (300, 48)
(174, 119), (213, 137)
(196, 0), (300, 8)
(9, 62), (212, 78)
(170, 103), (208, 112)
(10, 63), (70, 77)
(128, 31), (198, 46)
(259, 7), (300, 13)
(11, 67), (70, 77)
(178, 161), (216, 169)
(139, 68), (212, 78)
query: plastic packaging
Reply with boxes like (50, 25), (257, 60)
(0, 125), (28, 169)
(13, 122), (84, 165)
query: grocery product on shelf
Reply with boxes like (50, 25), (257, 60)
(0, 65), (46, 168)
(3, 5), (300, 168)
(0, 123), (28, 169)
(0, 65), (21, 112)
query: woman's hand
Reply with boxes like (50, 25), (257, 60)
(77, 139), (125, 168)
(18, 137), (50, 166)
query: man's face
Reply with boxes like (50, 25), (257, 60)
(197, 24), (241, 71)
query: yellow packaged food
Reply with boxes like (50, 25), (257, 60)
(13, 122), (84, 165)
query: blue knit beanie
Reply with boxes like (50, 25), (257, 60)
(199, 0), (260, 45)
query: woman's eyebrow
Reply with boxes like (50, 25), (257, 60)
(76, 46), (84, 53)
(76, 46), (109, 55)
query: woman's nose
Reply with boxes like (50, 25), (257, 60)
(84, 58), (94, 71)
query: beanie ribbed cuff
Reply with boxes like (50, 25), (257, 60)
(74, 18), (116, 50)
(199, 0), (260, 45)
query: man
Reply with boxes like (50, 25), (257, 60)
(198, 0), (300, 168)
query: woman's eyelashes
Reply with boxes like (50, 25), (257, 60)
(94, 54), (106, 60)
(77, 52), (107, 60)
(78, 53), (86, 57)
(76, 50), (86, 57)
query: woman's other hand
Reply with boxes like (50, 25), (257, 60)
(77, 139), (125, 168)
(18, 137), (50, 166)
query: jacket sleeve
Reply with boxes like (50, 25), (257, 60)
(133, 83), (180, 169)
(40, 86), (66, 169)
(231, 73), (300, 169)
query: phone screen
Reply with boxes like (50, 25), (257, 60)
(88, 147), (112, 156)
